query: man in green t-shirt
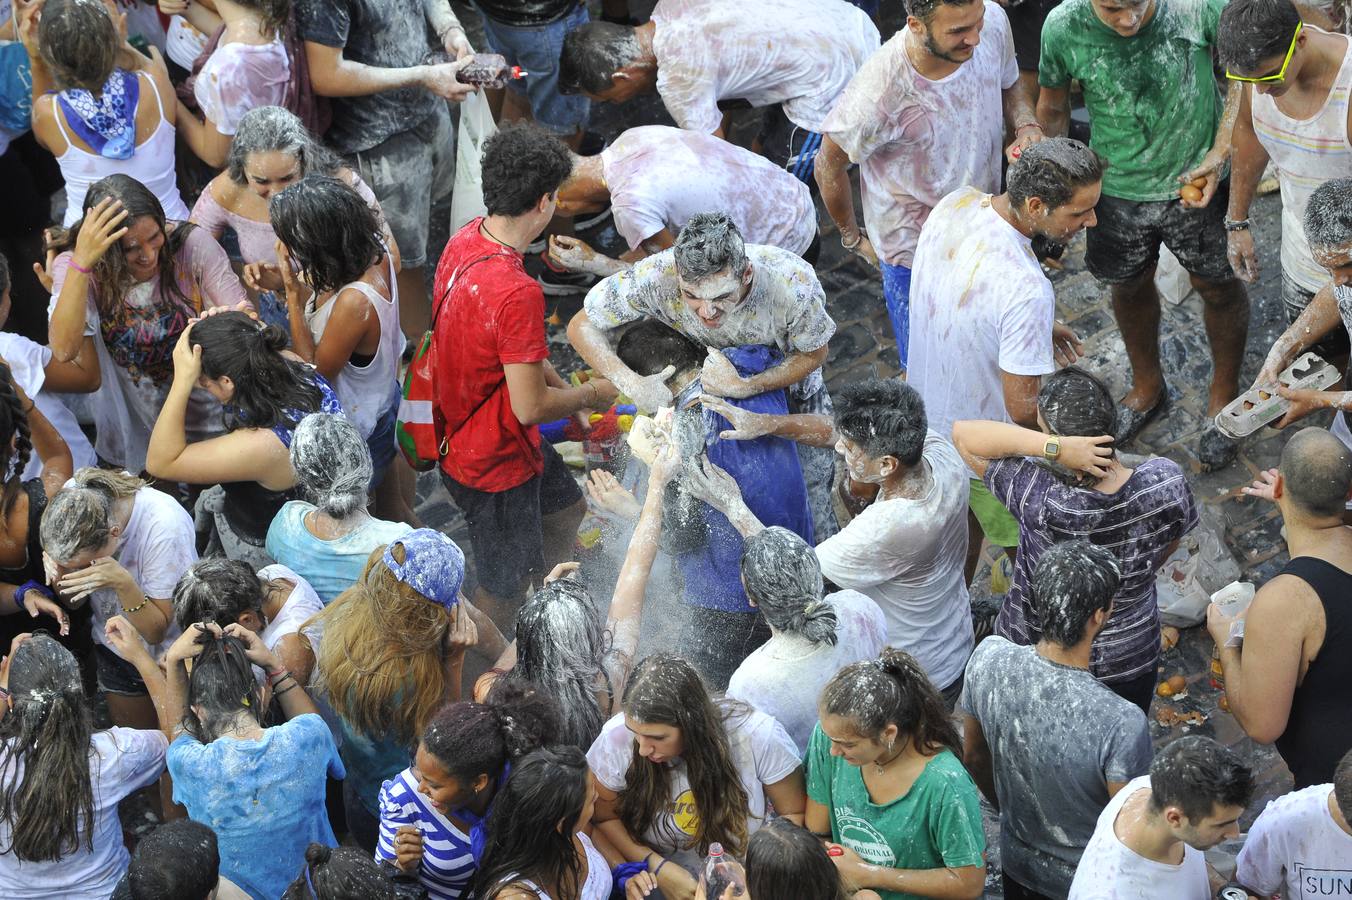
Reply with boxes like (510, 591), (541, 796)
(1037, 0), (1249, 471)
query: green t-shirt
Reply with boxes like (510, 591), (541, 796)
(804, 726), (985, 900)
(1039, 0), (1225, 201)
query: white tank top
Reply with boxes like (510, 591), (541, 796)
(54, 71), (191, 227)
(1252, 28), (1352, 293)
(509, 833), (613, 900)
(304, 252), (403, 439)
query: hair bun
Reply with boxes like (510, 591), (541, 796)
(303, 843), (331, 866)
(256, 323), (290, 353)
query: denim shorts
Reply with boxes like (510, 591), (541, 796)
(479, 3), (591, 135)
(366, 382), (401, 488)
(881, 262), (912, 371)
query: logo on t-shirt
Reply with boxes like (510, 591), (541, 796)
(836, 810), (895, 867)
(672, 790), (700, 836)
(1298, 864), (1352, 897)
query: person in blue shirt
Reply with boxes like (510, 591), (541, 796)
(614, 320), (814, 689)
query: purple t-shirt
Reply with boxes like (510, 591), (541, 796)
(986, 456), (1198, 684)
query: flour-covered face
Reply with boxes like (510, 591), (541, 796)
(1313, 243), (1352, 287)
(678, 266), (750, 329)
(835, 436), (896, 484)
(1089, 0), (1154, 36)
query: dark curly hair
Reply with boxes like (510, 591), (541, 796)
(481, 123), (573, 218)
(269, 175), (384, 295)
(421, 680), (561, 785)
(834, 377), (927, 467)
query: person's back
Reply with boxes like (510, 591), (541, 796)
(648, 0), (879, 134)
(906, 185), (1055, 438)
(267, 500), (412, 603)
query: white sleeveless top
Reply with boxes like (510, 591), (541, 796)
(303, 252), (403, 439)
(507, 833), (612, 900)
(54, 71), (191, 227)
(1252, 27), (1352, 293)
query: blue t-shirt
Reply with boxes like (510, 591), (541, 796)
(265, 500), (414, 604)
(339, 719), (413, 820)
(167, 714), (344, 900)
(679, 345), (814, 612)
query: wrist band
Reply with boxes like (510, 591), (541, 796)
(840, 230), (863, 251)
(1223, 218), (1251, 232)
(652, 857), (669, 878)
(267, 667), (288, 681)
(273, 681), (298, 697)
(68, 259), (92, 275)
(1015, 121), (1042, 133)
(121, 598), (149, 615)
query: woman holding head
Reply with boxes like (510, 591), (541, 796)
(308, 529), (479, 851)
(0, 632), (167, 898)
(191, 107), (390, 331)
(807, 649), (986, 899)
(270, 175), (410, 523)
(45, 175), (247, 473)
(377, 681), (559, 898)
(145, 310), (341, 565)
(21, 0), (190, 227)
(473, 745), (612, 900)
(587, 653), (805, 900)
(40, 469), (196, 735)
(265, 412), (411, 604)
(107, 617), (341, 900)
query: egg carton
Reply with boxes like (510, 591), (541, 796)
(1213, 352), (1342, 439)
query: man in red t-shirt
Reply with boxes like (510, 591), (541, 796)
(433, 123), (618, 625)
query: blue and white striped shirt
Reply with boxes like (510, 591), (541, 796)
(375, 768), (477, 899)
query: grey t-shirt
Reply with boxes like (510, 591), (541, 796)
(959, 637), (1152, 898)
(295, 0), (438, 154)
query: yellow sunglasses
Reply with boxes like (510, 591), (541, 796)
(1226, 21), (1302, 83)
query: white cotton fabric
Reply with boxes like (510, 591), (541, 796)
(0, 332), (98, 479)
(905, 187), (1056, 442)
(194, 40), (290, 136)
(1235, 784), (1352, 900)
(814, 432), (973, 691)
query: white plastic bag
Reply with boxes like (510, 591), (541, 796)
(449, 91), (496, 232)
(1156, 244), (1195, 306)
(1155, 505), (1242, 627)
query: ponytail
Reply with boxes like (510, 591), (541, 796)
(740, 527), (836, 645)
(421, 681), (561, 786)
(281, 842), (401, 899)
(192, 311), (323, 434)
(820, 648), (961, 760)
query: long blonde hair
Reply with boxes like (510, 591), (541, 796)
(40, 468), (146, 563)
(306, 545), (451, 745)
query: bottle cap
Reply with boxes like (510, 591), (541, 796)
(510, 66), (528, 79)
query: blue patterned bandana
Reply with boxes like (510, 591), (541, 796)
(383, 529), (465, 610)
(57, 69), (138, 160)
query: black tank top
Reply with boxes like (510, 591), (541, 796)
(1274, 556), (1352, 789)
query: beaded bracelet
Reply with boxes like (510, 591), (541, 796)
(120, 598), (150, 615)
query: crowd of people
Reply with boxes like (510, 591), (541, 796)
(0, 0), (1348, 897)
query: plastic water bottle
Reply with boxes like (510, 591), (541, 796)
(699, 843), (747, 899)
(455, 53), (527, 87)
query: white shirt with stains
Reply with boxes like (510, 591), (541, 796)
(601, 126), (817, 256)
(819, 1), (1018, 268)
(905, 187), (1055, 442)
(1235, 784), (1352, 900)
(650, 0), (880, 134)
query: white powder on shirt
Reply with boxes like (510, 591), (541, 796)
(819, 1), (1018, 267)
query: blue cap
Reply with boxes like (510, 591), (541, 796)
(382, 529), (465, 610)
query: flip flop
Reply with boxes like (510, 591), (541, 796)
(1114, 389), (1168, 445)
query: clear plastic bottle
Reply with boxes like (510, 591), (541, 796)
(455, 53), (527, 88)
(699, 843), (747, 899)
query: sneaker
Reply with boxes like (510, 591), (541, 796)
(537, 256), (598, 296)
(573, 202), (613, 231)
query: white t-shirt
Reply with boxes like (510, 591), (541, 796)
(650, 0), (879, 133)
(726, 590), (886, 750)
(1067, 777), (1210, 900)
(906, 187), (1056, 441)
(0, 727), (167, 899)
(601, 126), (816, 256)
(0, 332), (98, 479)
(1236, 784), (1352, 900)
(77, 484), (197, 660)
(257, 563), (325, 662)
(586, 706), (801, 873)
(814, 432), (973, 691)
(820, 2), (1018, 267)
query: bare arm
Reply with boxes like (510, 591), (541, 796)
(764, 768), (807, 825)
(503, 361), (616, 426)
(305, 42), (474, 101)
(742, 346), (828, 395)
(605, 467), (668, 664)
(174, 100), (232, 169)
(41, 338), (102, 393)
(24, 393), (73, 501)
(1000, 371), (1042, 428)
(592, 781), (699, 900)
(951, 419), (1113, 480)
(1255, 284), (1342, 386)
(814, 136), (864, 248)
(566, 309), (660, 406)
(960, 713), (998, 809)
(1035, 84), (1070, 138)
(1226, 85), (1269, 283)
(699, 395), (837, 447)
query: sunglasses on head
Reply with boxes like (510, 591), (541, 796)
(1226, 22), (1302, 83)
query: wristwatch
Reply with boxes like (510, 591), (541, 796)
(1043, 436), (1061, 461)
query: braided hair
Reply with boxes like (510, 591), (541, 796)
(0, 359), (33, 516)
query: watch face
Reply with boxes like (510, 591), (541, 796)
(1045, 440), (1058, 457)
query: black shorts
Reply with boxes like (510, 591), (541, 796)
(1282, 273), (1350, 360)
(440, 440), (583, 601)
(96, 643), (148, 696)
(1006, 0), (1063, 72)
(1085, 181), (1236, 286)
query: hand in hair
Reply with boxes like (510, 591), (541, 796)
(392, 825), (425, 873)
(1051, 321), (1084, 368)
(223, 622), (282, 672)
(166, 621), (222, 665)
(700, 349), (755, 400)
(170, 323), (203, 386)
(543, 561), (581, 585)
(70, 198), (130, 272)
(194, 300), (259, 322)
(699, 394), (774, 441)
(683, 455), (742, 513)
(105, 615), (153, 665)
(586, 469), (641, 520)
(1057, 434), (1115, 479)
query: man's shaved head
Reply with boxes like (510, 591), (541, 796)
(1279, 429), (1352, 517)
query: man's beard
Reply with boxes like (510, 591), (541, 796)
(923, 29), (970, 64)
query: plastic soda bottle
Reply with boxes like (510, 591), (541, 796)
(455, 53), (527, 87)
(699, 843), (747, 899)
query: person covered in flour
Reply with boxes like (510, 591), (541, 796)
(567, 211), (840, 540)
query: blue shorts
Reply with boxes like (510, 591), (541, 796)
(881, 262), (912, 371)
(366, 382), (400, 488)
(480, 3), (591, 136)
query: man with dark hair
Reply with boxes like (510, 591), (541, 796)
(815, 0), (1038, 367)
(548, 125), (818, 277)
(962, 540), (1152, 900)
(432, 123), (619, 630)
(1222, 0), (1352, 365)
(1236, 747), (1352, 899)
(568, 212), (839, 538)
(1069, 736), (1254, 898)
(685, 377), (975, 707)
(558, 0), (879, 176)
(1208, 427), (1352, 788)
(1037, 0), (1250, 471)
(297, 0), (475, 340)
(119, 819), (246, 899)
(907, 137), (1103, 568)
